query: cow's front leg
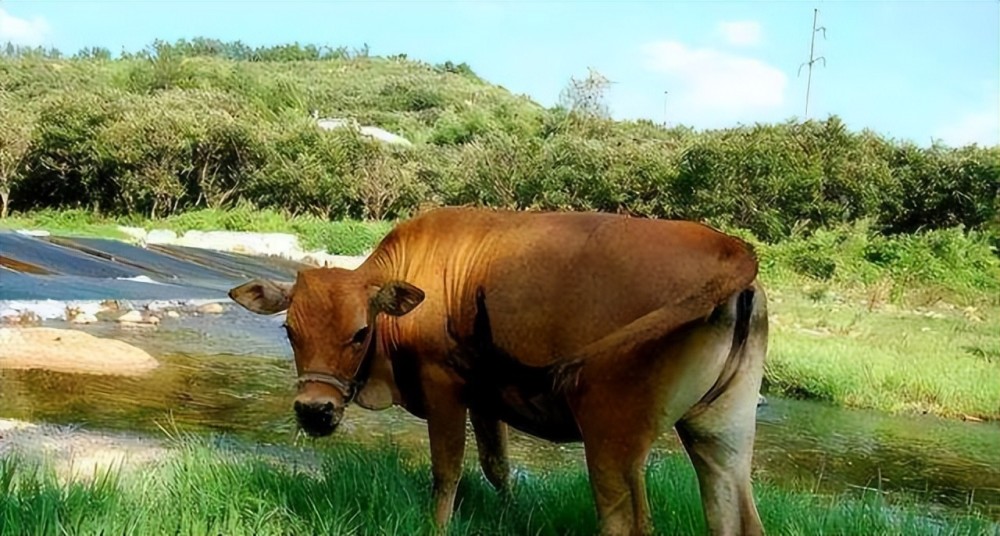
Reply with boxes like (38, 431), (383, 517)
(424, 368), (468, 530)
(471, 411), (511, 494)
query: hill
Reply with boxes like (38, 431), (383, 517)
(1, 39), (998, 243)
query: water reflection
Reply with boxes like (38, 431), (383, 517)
(1, 351), (998, 520)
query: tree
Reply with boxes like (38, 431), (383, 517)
(558, 67), (613, 119)
(0, 100), (34, 218)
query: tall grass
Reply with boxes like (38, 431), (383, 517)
(764, 288), (1000, 420)
(1, 436), (997, 535)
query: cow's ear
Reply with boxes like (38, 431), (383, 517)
(229, 279), (293, 315)
(371, 280), (425, 317)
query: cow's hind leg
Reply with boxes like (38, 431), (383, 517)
(574, 382), (659, 536)
(470, 411), (510, 494)
(676, 290), (768, 536)
(567, 290), (760, 535)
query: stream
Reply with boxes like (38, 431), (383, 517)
(2, 231), (999, 522)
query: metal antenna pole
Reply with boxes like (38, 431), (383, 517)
(798, 8), (827, 118)
(663, 90), (669, 127)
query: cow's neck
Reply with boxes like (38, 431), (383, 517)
(363, 227), (481, 354)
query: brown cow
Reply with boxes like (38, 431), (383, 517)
(229, 207), (768, 536)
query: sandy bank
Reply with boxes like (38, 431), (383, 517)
(0, 327), (159, 376)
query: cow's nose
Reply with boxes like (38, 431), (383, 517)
(294, 400), (334, 414)
(293, 400), (341, 437)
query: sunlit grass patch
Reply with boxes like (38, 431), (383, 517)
(765, 291), (1000, 421)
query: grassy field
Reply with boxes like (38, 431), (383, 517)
(765, 288), (1000, 421)
(3, 207), (999, 422)
(2, 434), (997, 536)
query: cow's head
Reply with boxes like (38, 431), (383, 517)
(228, 268), (425, 437)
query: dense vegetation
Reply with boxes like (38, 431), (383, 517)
(2, 39), (998, 244)
(2, 435), (997, 535)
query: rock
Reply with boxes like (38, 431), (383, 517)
(0, 327), (159, 376)
(173, 230), (301, 258)
(197, 302), (225, 314)
(166, 311), (180, 319)
(70, 313), (98, 324)
(302, 253), (367, 270)
(145, 229), (178, 244)
(145, 300), (177, 312)
(117, 311), (158, 325)
(65, 302), (103, 324)
(15, 229), (50, 237)
(117, 310), (143, 323)
(116, 226), (147, 243)
(1, 300), (66, 321)
(100, 300), (122, 312)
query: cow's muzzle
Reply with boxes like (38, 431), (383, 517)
(293, 398), (343, 437)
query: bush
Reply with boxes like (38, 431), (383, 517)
(1, 39), (997, 248)
(756, 221), (1000, 304)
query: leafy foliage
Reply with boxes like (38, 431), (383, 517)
(1, 40), (997, 244)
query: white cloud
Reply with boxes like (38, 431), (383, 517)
(717, 21), (762, 47)
(0, 8), (50, 46)
(936, 100), (1000, 148)
(639, 40), (787, 124)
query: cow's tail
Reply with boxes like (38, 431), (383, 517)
(550, 284), (760, 396)
(697, 286), (756, 408)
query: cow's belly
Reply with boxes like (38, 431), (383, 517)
(465, 382), (581, 443)
(450, 345), (583, 443)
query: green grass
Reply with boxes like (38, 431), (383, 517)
(1, 435), (996, 536)
(0, 210), (132, 241)
(763, 288), (1000, 421)
(0, 207), (393, 256)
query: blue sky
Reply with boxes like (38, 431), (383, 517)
(2, 0), (997, 147)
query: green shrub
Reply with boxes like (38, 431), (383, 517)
(2, 39), (998, 247)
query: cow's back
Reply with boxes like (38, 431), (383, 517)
(392, 208), (756, 368)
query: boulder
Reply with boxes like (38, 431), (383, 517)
(0, 327), (159, 376)
(145, 229), (178, 244)
(117, 310), (159, 325)
(197, 302), (225, 314)
(70, 313), (98, 324)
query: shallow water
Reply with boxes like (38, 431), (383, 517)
(2, 313), (998, 521)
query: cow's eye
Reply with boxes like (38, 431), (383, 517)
(351, 326), (370, 345)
